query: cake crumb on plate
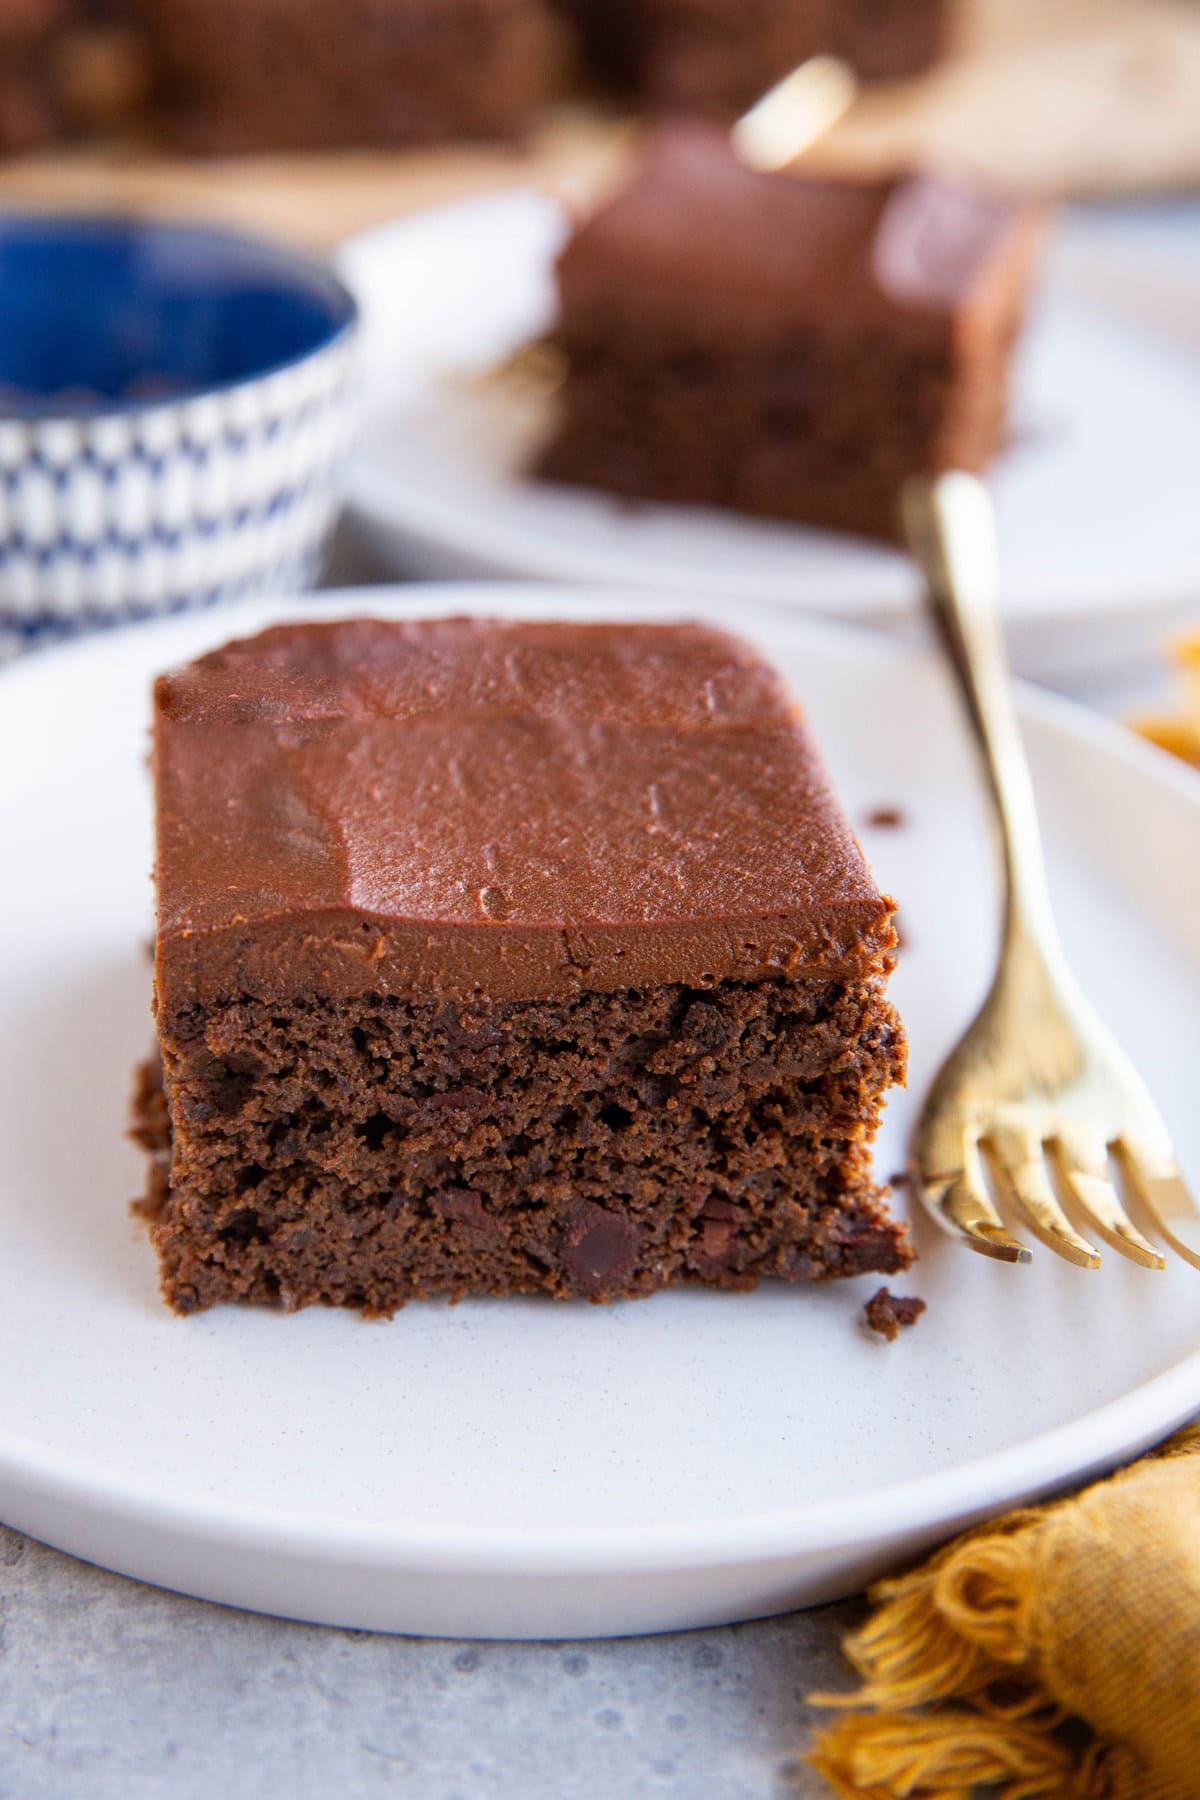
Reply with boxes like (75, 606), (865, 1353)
(865, 1287), (926, 1342)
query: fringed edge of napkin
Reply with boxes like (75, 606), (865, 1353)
(805, 1421), (1200, 1800)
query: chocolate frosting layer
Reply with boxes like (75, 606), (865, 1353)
(555, 123), (1048, 351)
(153, 617), (896, 1006)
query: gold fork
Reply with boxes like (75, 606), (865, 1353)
(903, 472), (1200, 1270)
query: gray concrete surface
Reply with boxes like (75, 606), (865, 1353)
(0, 1523), (861, 1799)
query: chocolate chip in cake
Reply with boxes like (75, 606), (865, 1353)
(560, 1204), (641, 1296)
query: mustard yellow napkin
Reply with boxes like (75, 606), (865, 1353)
(807, 1422), (1200, 1800)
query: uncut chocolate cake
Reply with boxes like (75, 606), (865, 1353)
(555, 0), (950, 114)
(134, 616), (909, 1315)
(143, 0), (552, 152)
(538, 125), (1047, 541)
(0, 0), (148, 150)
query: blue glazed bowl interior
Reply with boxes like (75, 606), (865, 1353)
(0, 214), (357, 414)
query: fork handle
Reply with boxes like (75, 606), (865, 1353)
(902, 473), (1060, 954)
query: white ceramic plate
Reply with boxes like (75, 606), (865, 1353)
(2, 585), (1199, 1640)
(338, 195), (1200, 679)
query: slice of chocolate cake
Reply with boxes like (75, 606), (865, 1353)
(135, 616), (909, 1315)
(143, 0), (552, 152)
(537, 125), (1048, 541)
(554, 0), (950, 114)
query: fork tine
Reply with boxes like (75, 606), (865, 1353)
(983, 1129), (1101, 1269)
(912, 1131), (1032, 1264)
(1047, 1136), (1166, 1270)
(1113, 1142), (1200, 1272)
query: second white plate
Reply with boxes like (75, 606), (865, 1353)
(338, 194), (1200, 678)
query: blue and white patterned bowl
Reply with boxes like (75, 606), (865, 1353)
(0, 214), (359, 643)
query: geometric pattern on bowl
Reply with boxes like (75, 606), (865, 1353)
(0, 336), (358, 634)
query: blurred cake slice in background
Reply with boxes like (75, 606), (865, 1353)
(536, 121), (1048, 541)
(142, 0), (556, 152)
(0, 0), (70, 152)
(0, 0), (150, 150)
(552, 0), (952, 115)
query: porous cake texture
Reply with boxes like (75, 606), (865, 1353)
(538, 126), (1047, 541)
(135, 616), (909, 1314)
